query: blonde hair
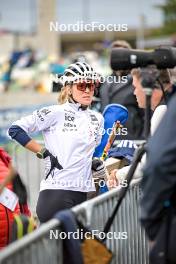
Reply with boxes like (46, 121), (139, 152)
(58, 72), (74, 104)
(58, 86), (69, 104)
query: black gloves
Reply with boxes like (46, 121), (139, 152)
(92, 158), (104, 172)
(43, 149), (63, 179)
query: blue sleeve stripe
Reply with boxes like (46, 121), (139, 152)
(8, 125), (31, 146)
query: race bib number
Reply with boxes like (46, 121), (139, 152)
(0, 187), (19, 211)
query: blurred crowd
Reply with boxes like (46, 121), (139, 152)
(0, 47), (66, 93)
(0, 47), (109, 94)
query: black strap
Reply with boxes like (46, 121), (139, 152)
(102, 144), (146, 239)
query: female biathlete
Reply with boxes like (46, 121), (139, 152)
(8, 62), (104, 223)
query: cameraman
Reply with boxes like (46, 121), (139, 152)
(108, 66), (171, 188)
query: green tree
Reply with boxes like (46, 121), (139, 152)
(158, 0), (176, 34)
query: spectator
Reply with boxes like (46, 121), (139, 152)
(0, 148), (20, 249)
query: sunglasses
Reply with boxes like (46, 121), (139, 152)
(75, 81), (99, 92)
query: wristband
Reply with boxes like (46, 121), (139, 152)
(36, 148), (49, 159)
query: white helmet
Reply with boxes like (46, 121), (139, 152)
(60, 62), (99, 86)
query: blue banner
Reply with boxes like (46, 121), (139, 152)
(0, 104), (51, 144)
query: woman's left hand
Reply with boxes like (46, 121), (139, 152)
(107, 169), (118, 189)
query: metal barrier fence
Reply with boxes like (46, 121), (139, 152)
(11, 142), (44, 212)
(0, 179), (149, 264)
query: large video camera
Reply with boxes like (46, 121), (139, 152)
(110, 47), (176, 70)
